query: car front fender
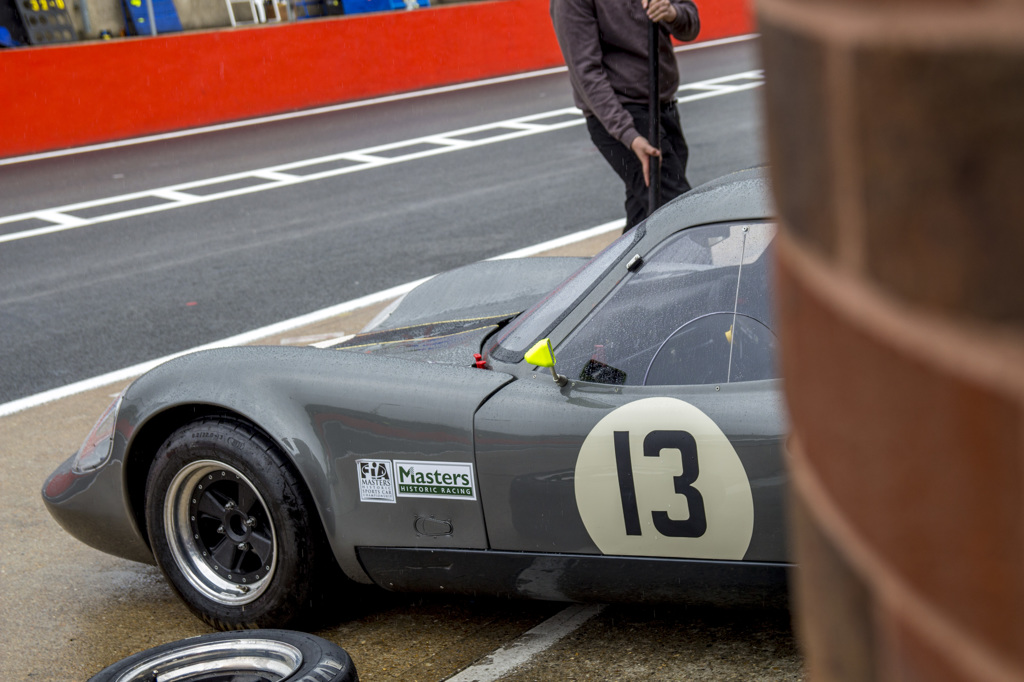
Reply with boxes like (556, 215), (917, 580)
(119, 346), (513, 583)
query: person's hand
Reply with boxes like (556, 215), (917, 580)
(630, 135), (661, 187)
(642, 0), (677, 23)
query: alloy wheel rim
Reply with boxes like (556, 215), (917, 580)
(113, 638), (302, 682)
(164, 460), (277, 605)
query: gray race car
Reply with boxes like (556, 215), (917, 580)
(43, 168), (789, 630)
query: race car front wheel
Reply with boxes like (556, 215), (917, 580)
(88, 629), (357, 681)
(145, 416), (330, 630)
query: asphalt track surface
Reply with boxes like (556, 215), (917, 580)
(0, 36), (805, 680)
(0, 37), (765, 407)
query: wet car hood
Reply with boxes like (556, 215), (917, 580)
(333, 313), (510, 365)
(333, 256), (588, 365)
(366, 257), (587, 331)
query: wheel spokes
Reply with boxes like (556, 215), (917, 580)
(210, 536), (238, 571)
(231, 545), (249, 574)
(192, 476), (275, 580)
(248, 529), (273, 564)
(235, 481), (258, 515)
(195, 489), (227, 519)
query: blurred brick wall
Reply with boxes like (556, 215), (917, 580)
(757, 1), (1024, 680)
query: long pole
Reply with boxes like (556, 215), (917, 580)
(80, 0), (92, 36)
(145, 0), (157, 35)
(647, 19), (661, 218)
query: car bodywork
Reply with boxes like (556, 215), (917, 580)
(43, 168), (789, 611)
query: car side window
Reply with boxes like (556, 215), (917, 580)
(555, 222), (778, 386)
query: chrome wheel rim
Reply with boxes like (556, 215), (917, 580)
(114, 638), (302, 682)
(164, 460), (277, 606)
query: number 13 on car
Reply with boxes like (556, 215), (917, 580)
(574, 398), (755, 560)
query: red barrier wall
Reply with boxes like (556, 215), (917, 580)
(0, 0), (753, 159)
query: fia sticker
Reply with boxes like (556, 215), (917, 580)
(356, 459), (396, 503)
(574, 398), (754, 560)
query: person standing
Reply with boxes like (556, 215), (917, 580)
(551, 0), (699, 231)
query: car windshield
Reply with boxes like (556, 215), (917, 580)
(486, 228), (639, 363)
(553, 221), (777, 386)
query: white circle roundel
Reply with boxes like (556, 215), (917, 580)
(574, 397), (754, 560)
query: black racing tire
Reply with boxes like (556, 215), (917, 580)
(87, 629), (358, 681)
(145, 416), (332, 630)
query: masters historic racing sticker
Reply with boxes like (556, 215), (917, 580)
(574, 397), (754, 560)
(357, 459), (477, 502)
(356, 459), (396, 503)
(393, 460), (476, 500)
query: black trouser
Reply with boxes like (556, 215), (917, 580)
(586, 100), (691, 231)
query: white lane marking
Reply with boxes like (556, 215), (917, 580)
(0, 70), (566, 169)
(0, 70), (761, 245)
(150, 189), (201, 203)
(0, 219), (623, 418)
(488, 218), (623, 261)
(0, 34), (758, 168)
(34, 211), (88, 228)
(310, 333), (355, 348)
(676, 70), (765, 102)
(444, 604), (605, 682)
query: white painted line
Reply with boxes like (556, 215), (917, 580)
(34, 211), (88, 228)
(150, 189), (200, 203)
(676, 33), (760, 51)
(445, 604), (605, 682)
(310, 334), (355, 349)
(0, 34), (758, 168)
(488, 218), (624, 261)
(254, 170), (300, 183)
(336, 152), (389, 165)
(0, 71), (565, 168)
(0, 220), (622, 418)
(0, 71), (761, 245)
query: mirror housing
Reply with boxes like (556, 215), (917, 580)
(525, 338), (568, 387)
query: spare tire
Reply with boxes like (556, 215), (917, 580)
(88, 629), (358, 682)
